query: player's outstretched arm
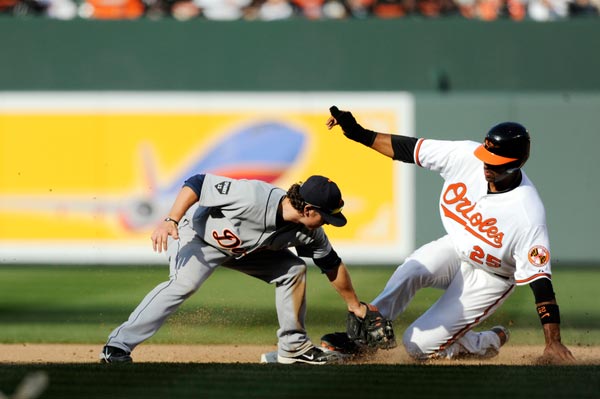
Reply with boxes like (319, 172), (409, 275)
(151, 186), (198, 253)
(529, 278), (575, 363)
(326, 106), (396, 159)
(324, 261), (397, 350)
(324, 262), (366, 317)
(537, 300), (576, 364)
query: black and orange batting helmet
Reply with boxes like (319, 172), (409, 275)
(474, 122), (531, 169)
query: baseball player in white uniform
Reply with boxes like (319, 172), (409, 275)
(100, 173), (387, 365)
(326, 106), (575, 363)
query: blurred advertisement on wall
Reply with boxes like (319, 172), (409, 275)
(0, 92), (414, 264)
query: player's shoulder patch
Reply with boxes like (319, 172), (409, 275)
(215, 181), (231, 195)
(528, 245), (550, 267)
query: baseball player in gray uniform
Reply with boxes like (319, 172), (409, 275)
(326, 106), (575, 363)
(100, 173), (384, 365)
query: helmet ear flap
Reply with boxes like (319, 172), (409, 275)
(507, 148), (529, 170)
(515, 140), (530, 169)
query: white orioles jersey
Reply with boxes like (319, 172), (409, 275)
(415, 139), (552, 285)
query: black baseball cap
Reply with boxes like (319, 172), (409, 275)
(299, 175), (347, 227)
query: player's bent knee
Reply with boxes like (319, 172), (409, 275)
(272, 262), (307, 286)
(402, 328), (435, 360)
(287, 263), (307, 281)
(403, 341), (428, 360)
(403, 330), (425, 359)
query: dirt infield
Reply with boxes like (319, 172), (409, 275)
(1, 344), (599, 365)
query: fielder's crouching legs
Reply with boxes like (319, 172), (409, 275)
(104, 233), (220, 356)
(105, 263), (216, 354)
(273, 262), (315, 357)
(224, 249), (315, 358)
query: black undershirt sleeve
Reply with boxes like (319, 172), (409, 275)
(313, 249), (342, 273)
(529, 277), (556, 303)
(390, 135), (418, 163)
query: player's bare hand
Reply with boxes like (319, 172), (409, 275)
(326, 116), (338, 130)
(348, 301), (367, 319)
(537, 341), (576, 364)
(326, 106), (342, 130)
(151, 221), (179, 253)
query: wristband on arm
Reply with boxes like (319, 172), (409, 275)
(537, 304), (560, 324)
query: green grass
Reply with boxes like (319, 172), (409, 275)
(0, 364), (598, 399)
(0, 264), (598, 345)
(0, 265), (598, 399)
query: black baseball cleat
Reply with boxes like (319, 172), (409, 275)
(99, 345), (133, 364)
(277, 346), (342, 365)
(321, 332), (365, 355)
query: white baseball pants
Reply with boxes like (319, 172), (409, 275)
(372, 235), (515, 359)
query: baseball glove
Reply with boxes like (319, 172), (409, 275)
(347, 302), (397, 350)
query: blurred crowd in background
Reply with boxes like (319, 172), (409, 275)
(1, 0), (598, 21)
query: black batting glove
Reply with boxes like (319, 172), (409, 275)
(329, 106), (359, 130)
(329, 106), (377, 147)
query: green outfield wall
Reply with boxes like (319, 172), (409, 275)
(1, 18), (600, 91)
(2, 18), (599, 263)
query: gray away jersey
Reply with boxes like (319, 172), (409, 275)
(188, 174), (336, 267)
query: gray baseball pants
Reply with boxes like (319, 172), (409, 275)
(106, 219), (314, 357)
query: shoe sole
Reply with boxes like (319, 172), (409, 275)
(261, 350), (348, 365)
(276, 355), (328, 365)
(99, 354), (133, 364)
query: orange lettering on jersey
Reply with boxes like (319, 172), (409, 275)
(212, 229), (243, 250)
(442, 182), (504, 248)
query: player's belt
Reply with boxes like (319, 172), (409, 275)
(493, 273), (509, 280)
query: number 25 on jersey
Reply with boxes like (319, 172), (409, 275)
(469, 245), (501, 268)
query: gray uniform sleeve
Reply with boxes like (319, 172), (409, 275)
(295, 227), (342, 273)
(198, 174), (252, 208)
